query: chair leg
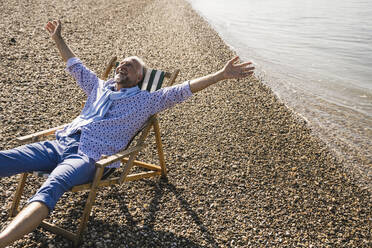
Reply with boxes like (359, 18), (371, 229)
(119, 120), (154, 184)
(153, 118), (167, 176)
(74, 167), (105, 246)
(9, 173), (28, 217)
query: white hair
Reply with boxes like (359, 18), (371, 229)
(127, 56), (146, 81)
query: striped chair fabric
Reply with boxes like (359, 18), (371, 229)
(33, 66), (166, 178)
(138, 68), (165, 92)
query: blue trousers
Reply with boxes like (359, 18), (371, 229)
(0, 133), (97, 212)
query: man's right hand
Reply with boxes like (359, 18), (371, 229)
(45, 20), (62, 40)
(45, 19), (75, 63)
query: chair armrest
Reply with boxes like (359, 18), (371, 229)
(95, 144), (146, 168)
(101, 56), (117, 80)
(16, 124), (68, 144)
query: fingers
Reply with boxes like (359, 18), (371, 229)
(53, 20), (59, 31)
(235, 65), (255, 78)
(224, 56), (256, 79)
(228, 57), (254, 68)
(45, 20), (59, 29)
(45, 21), (53, 28)
(236, 61), (252, 68)
(242, 66), (255, 72)
(46, 21), (55, 28)
(45, 20), (62, 36)
(45, 21), (54, 33)
(228, 56), (240, 65)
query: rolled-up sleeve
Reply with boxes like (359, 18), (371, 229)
(147, 81), (193, 115)
(66, 57), (101, 96)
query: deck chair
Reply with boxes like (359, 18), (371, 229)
(8, 56), (180, 246)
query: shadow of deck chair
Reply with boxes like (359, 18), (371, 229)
(8, 56), (180, 246)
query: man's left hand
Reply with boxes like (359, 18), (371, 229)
(221, 56), (255, 80)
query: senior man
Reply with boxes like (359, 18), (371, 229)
(0, 20), (254, 247)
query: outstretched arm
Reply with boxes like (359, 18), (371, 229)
(189, 56), (255, 93)
(46, 20), (100, 95)
(45, 20), (75, 62)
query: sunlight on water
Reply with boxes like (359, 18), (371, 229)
(189, 0), (372, 115)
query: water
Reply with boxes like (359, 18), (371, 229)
(188, 0), (372, 185)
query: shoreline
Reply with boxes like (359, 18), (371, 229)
(0, 0), (370, 247)
(187, 0), (372, 192)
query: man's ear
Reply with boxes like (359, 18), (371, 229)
(138, 67), (146, 84)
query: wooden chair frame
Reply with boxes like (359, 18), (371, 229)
(8, 56), (180, 246)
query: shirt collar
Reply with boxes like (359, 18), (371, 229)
(120, 85), (140, 94)
(108, 84), (140, 94)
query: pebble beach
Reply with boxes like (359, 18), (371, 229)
(0, 0), (370, 247)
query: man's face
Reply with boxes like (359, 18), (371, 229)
(114, 58), (142, 88)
